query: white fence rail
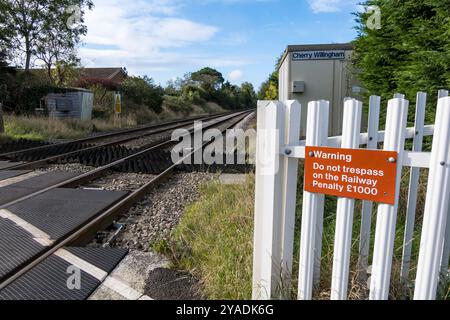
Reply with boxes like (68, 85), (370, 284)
(253, 91), (450, 300)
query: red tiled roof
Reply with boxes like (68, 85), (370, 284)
(81, 68), (128, 83)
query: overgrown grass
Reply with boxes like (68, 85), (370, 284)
(157, 165), (449, 300)
(0, 133), (12, 144)
(3, 114), (137, 140)
(154, 176), (255, 300)
(2, 102), (226, 141)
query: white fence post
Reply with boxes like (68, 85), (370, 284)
(279, 101), (301, 299)
(414, 97), (450, 300)
(400, 92), (427, 281)
(331, 99), (363, 300)
(253, 101), (269, 299)
(358, 96), (381, 278)
(252, 101), (285, 299)
(369, 98), (409, 300)
(313, 103), (331, 290)
(438, 90), (450, 277)
(298, 100), (329, 300)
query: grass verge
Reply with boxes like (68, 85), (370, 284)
(154, 176), (255, 300)
(2, 103), (226, 141)
(156, 166), (449, 300)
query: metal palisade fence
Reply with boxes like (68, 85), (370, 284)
(252, 90), (450, 300)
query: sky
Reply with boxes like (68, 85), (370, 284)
(80, 0), (361, 89)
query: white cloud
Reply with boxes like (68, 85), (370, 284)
(308, 0), (355, 13)
(80, 0), (244, 75)
(228, 69), (243, 81)
(84, 0), (217, 51)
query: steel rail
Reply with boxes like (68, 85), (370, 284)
(0, 110), (252, 290)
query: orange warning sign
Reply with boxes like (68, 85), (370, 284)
(304, 147), (398, 205)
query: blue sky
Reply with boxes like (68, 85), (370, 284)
(80, 0), (360, 89)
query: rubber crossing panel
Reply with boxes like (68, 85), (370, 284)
(0, 170), (30, 181)
(0, 161), (23, 170)
(0, 248), (128, 300)
(5, 188), (127, 239)
(0, 188), (126, 283)
(0, 171), (80, 205)
(0, 218), (46, 280)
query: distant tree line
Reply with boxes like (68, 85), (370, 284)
(166, 67), (257, 111)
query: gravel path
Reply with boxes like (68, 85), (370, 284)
(113, 172), (215, 251)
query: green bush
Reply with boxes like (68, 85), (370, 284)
(0, 70), (66, 114)
(120, 76), (164, 113)
(354, 0), (450, 126)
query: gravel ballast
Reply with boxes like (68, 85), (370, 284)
(113, 172), (215, 251)
(37, 163), (95, 174)
(83, 172), (156, 191)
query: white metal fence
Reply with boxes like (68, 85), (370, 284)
(252, 90), (450, 300)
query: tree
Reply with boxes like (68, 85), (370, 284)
(258, 70), (278, 100)
(0, 0), (93, 72)
(35, 30), (80, 82)
(258, 54), (283, 100)
(51, 59), (80, 86)
(0, 51), (7, 68)
(354, 0), (450, 123)
(239, 82), (257, 108)
(220, 81), (240, 109)
(191, 67), (225, 92)
(121, 76), (164, 113)
(0, 2), (13, 62)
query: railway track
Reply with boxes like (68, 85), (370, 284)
(0, 110), (253, 300)
(0, 112), (232, 171)
(0, 112), (232, 157)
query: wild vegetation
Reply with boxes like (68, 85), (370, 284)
(257, 56), (280, 100)
(154, 177), (255, 300)
(354, 0), (450, 124)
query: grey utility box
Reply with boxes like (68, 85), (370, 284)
(292, 81), (305, 93)
(43, 88), (94, 121)
(278, 43), (361, 137)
